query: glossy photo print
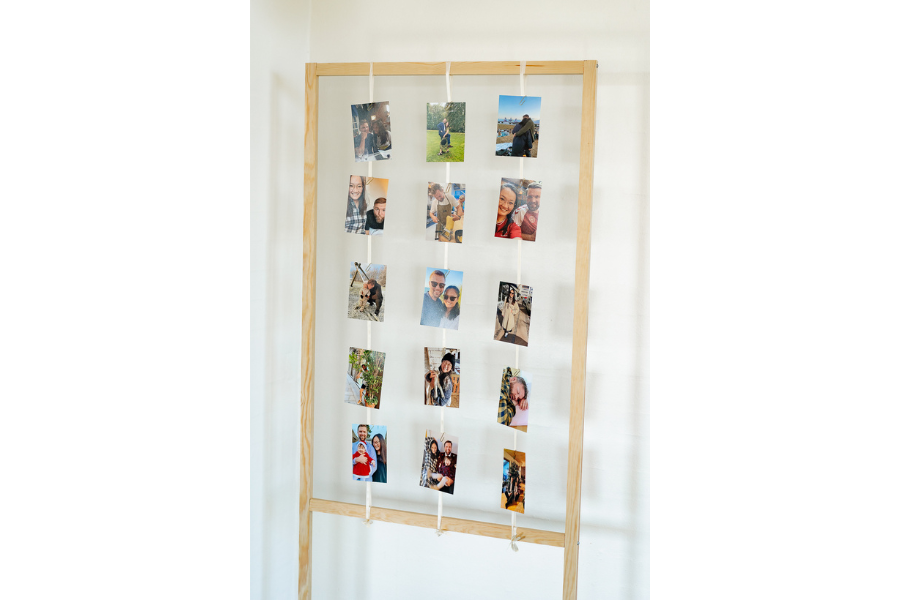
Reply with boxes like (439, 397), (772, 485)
(345, 347), (386, 409)
(502, 449), (526, 513)
(497, 366), (532, 432)
(494, 282), (533, 346)
(494, 178), (541, 241)
(351, 423), (388, 483)
(423, 347), (460, 408)
(420, 267), (463, 330)
(426, 102), (466, 162)
(344, 175), (389, 235)
(351, 101), (391, 162)
(425, 182), (465, 243)
(347, 262), (387, 322)
(495, 95), (541, 158)
(420, 430), (458, 494)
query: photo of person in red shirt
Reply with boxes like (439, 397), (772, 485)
(495, 183), (522, 239)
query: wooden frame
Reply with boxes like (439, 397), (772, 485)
(300, 60), (597, 599)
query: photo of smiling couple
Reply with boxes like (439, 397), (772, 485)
(419, 267), (463, 331)
(351, 423), (387, 484)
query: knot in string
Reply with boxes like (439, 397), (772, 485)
(509, 533), (525, 552)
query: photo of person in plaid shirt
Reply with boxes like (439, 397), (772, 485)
(497, 366), (531, 432)
(345, 175), (367, 234)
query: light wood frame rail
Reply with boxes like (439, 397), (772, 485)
(300, 60), (598, 600)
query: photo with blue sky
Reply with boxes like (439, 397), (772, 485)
(497, 95), (541, 122)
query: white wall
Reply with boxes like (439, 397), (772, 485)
(252, 1), (648, 598)
(251, 0), (311, 599)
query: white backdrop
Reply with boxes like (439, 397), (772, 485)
(251, 1), (649, 598)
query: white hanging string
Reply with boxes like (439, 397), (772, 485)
(363, 62), (375, 528)
(445, 61), (452, 102)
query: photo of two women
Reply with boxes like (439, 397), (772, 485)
(351, 423), (387, 484)
(423, 348), (460, 408)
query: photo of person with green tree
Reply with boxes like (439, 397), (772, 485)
(426, 102), (466, 162)
(344, 347), (386, 409)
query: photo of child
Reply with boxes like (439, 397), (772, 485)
(497, 367), (532, 432)
(351, 423), (388, 484)
(502, 449), (526, 513)
(420, 430), (458, 495)
(423, 347), (460, 407)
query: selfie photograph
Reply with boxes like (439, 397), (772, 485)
(494, 281), (532, 346)
(495, 95), (541, 158)
(351, 423), (388, 483)
(425, 182), (465, 243)
(423, 347), (460, 408)
(420, 267), (463, 330)
(345, 347), (386, 409)
(351, 101), (391, 162)
(419, 430), (459, 495)
(347, 262), (387, 323)
(494, 178), (541, 241)
(344, 175), (389, 235)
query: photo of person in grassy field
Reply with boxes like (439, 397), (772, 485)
(426, 102), (465, 162)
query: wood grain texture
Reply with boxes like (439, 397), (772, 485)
(310, 498), (565, 547)
(314, 61), (584, 76)
(315, 62), (370, 76)
(298, 62), (318, 600)
(563, 59), (598, 600)
(374, 62), (446, 75)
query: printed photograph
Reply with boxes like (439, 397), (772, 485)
(495, 95), (541, 158)
(423, 347), (460, 408)
(345, 347), (386, 409)
(426, 102), (466, 162)
(344, 175), (389, 235)
(420, 267), (463, 330)
(351, 423), (388, 483)
(494, 178), (541, 241)
(347, 262), (387, 322)
(420, 430), (458, 494)
(502, 449), (527, 513)
(497, 367), (532, 432)
(494, 282), (533, 346)
(425, 182), (465, 243)
(351, 101), (391, 162)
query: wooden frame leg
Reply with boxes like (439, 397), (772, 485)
(562, 59), (598, 600)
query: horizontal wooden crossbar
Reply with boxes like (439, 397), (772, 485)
(309, 498), (565, 548)
(314, 61), (586, 76)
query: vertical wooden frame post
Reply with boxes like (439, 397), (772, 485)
(562, 59), (598, 600)
(298, 62), (318, 600)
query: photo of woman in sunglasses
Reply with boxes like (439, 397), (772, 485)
(420, 267), (464, 330)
